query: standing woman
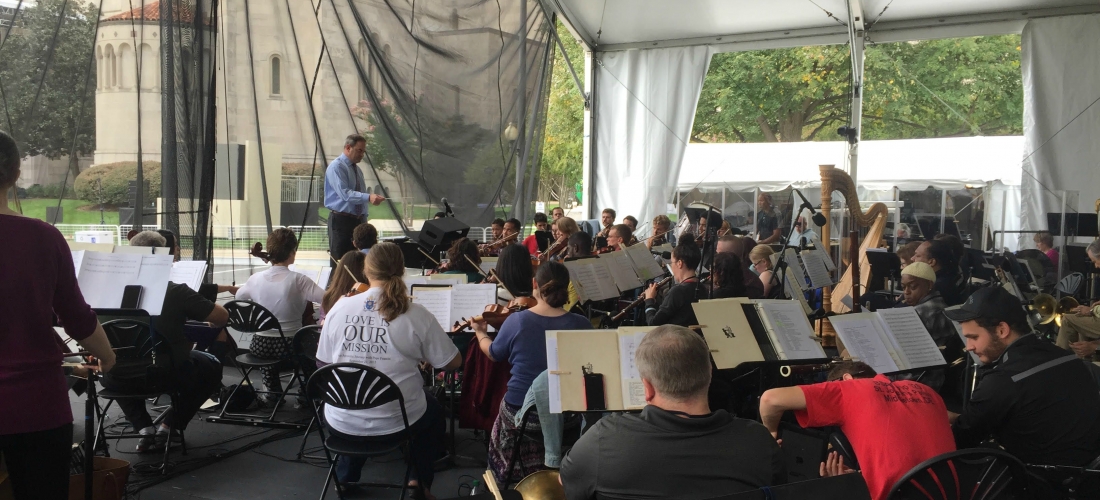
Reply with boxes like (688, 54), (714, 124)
(316, 242), (461, 496)
(473, 261), (591, 483)
(0, 131), (117, 500)
(236, 228), (325, 404)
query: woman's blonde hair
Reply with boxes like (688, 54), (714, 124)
(322, 250), (367, 314)
(364, 242), (409, 321)
(554, 216), (580, 237)
(749, 244), (775, 269)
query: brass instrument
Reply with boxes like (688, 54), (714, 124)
(819, 165), (889, 344)
(514, 470), (565, 500)
(1032, 293), (1092, 326)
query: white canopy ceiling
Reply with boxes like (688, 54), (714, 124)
(544, 0), (1100, 52)
(678, 136), (1025, 192)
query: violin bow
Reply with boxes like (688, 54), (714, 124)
(417, 247), (441, 267)
(463, 254), (488, 280)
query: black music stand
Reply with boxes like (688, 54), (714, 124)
(865, 249), (901, 298)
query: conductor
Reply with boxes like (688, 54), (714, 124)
(325, 134), (385, 265)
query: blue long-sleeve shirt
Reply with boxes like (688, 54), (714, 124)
(324, 154), (369, 216)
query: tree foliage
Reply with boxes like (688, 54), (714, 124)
(691, 35), (1023, 143)
(74, 161), (161, 205)
(537, 20), (584, 205)
(0, 0), (99, 176)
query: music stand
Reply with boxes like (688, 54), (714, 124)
(967, 248), (996, 281)
(1047, 213), (1100, 238)
(865, 250), (901, 292)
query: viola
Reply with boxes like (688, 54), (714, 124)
(345, 282), (370, 297)
(250, 242), (271, 263)
(539, 236), (567, 263)
(479, 231), (519, 256)
(595, 246), (615, 255)
(452, 296), (537, 332)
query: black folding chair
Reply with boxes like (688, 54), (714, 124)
(305, 363), (418, 500)
(94, 319), (185, 474)
(207, 300), (306, 429)
(887, 448), (1032, 500)
(291, 325), (324, 459)
(704, 472), (871, 499)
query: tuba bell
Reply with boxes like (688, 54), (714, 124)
(514, 470), (565, 500)
(1030, 293), (1058, 325)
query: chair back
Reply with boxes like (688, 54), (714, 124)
(305, 363), (411, 432)
(702, 473), (871, 500)
(101, 319), (172, 385)
(224, 300), (283, 337)
(292, 325), (323, 376)
(887, 448), (1030, 500)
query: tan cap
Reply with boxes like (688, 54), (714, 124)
(901, 262), (936, 283)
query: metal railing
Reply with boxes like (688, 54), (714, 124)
(281, 176), (324, 203)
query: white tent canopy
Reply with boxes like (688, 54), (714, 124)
(678, 136), (1025, 192)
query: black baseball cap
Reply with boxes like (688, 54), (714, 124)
(944, 286), (1025, 323)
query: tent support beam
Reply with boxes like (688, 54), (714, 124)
(846, 0), (866, 184)
(581, 49), (595, 217)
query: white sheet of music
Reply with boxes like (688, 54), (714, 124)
(71, 250), (84, 274)
(783, 267), (814, 316)
(828, 313), (900, 374)
(170, 260), (208, 291)
(134, 255), (173, 315)
(565, 260), (618, 301)
(77, 252), (141, 311)
(479, 257), (498, 275)
(809, 237), (836, 271)
(755, 300), (826, 360)
(877, 307), (946, 369)
(113, 245), (153, 255)
(589, 262), (622, 300)
(800, 249), (834, 289)
(450, 284), (498, 331)
(599, 251), (643, 291)
(564, 264), (590, 304)
(625, 243), (664, 281)
(546, 336), (562, 413)
(410, 286), (453, 331)
(618, 329), (649, 409)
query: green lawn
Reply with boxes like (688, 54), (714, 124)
(13, 198), (119, 225)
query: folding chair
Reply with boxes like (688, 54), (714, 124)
(207, 300), (306, 429)
(887, 448), (1031, 499)
(290, 325), (324, 459)
(305, 363), (418, 500)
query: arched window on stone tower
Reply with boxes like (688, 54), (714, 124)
(118, 43), (133, 89)
(270, 55), (281, 96)
(105, 44), (116, 89)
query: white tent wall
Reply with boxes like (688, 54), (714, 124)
(1020, 14), (1100, 250)
(592, 46), (715, 227)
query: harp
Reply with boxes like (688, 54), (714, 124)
(819, 165), (889, 326)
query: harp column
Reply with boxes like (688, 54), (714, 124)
(819, 164), (836, 345)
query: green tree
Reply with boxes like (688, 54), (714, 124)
(692, 35), (1022, 143)
(0, 0), (99, 179)
(537, 20), (584, 206)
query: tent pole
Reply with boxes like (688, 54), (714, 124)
(581, 49), (595, 218)
(512, 0), (529, 223)
(845, 0), (866, 185)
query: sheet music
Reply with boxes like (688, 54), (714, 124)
(113, 245), (153, 255)
(589, 262), (622, 299)
(479, 257), (498, 275)
(618, 329), (649, 409)
(77, 252), (142, 310)
(599, 251), (643, 291)
(133, 254), (173, 315)
(800, 249), (834, 289)
(153, 247), (172, 255)
(71, 250), (85, 274)
(783, 267), (813, 316)
(428, 273), (467, 284)
(546, 336), (562, 413)
(170, 260), (208, 291)
(451, 284), (498, 332)
(564, 260), (618, 301)
(756, 300), (826, 360)
(828, 313), (900, 374)
(564, 264), (590, 304)
(625, 243), (664, 281)
(809, 237), (836, 271)
(877, 307), (946, 369)
(410, 286), (453, 331)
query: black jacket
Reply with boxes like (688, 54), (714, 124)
(952, 334), (1100, 466)
(644, 279), (708, 327)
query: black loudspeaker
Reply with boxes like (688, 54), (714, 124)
(417, 217), (469, 250)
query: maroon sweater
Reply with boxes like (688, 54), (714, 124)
(1, 215), (98, 435)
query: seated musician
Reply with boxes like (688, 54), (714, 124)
(316, 242), (461, 497)
(563, 232), (594, 312)
(622, 215), (640, 246)
(710, 252), (748, 299)
(896, 240), (922, 268)
(490, 218), (506, 241)
(236, 228), (325, 405)
(603, 223), (632, 252)
(595, 208), (616, 248)
(351, 222), (377, 255)
(646, 214), (676, 250)
(107, 231), (228, 451)
(946, 286), (1100, 468)
(748, 244), (777, 298)
(551, 206), (565, 222)
(912, 239), (963, 306)
(717, 235), (765, 299)
(459, 244), (534, 431)
(442, 238), (485, 283)
(544, 216), (580, 262)
(522, 212), (549, 256)
(790, 216), (817, 247)
(473, 262), (591, 484)
(759, 361), (955, 500)
(644, 239), (707, 327)
(319, 250), (367, 323)
(561, 325), (786, 500)
(504, 218), (523, 244)
(895, 262), (957, 393)
(1034, 231), (1059, 269)
(155, 228), (237, 362)
(1056, 240), (1100, 359)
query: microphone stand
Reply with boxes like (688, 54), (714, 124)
(770, 200), (813, 306)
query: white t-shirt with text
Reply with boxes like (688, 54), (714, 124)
(316, 287), (459, 436)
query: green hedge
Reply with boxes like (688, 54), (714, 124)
(74, 162), (162, 205)
(282, 162), (324, 176)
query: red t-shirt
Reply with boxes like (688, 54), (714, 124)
(795, 375), (955, 500)
(522, 235), (539, 256)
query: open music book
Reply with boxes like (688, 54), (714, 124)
(169, 260), (208, 291)
(410, 283), (498, 332)
(692, 298), (827, 370)
(828, 307), (946, 374)
(71, 250), (172, 315)
(545, 327), (655, 413)
(288, 264), (333, 289)
(564, 244), (666, 303)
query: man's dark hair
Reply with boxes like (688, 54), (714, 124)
(267, 228), (298, 264)
(344, 134), (366, 148)
(710, 252), (745, 295)
(610, 224), (632, 244)
(826, 361), (877, 382)
(352, 223), (378, 250)
(568, 231), (592, 257)
(496, 244), (534, 297)
(491, 218), (505, 227)
(505, 218), (523, 232)
(973, 308), (1031, 337)
(602, 208), (616, 219)
(925, 239), (958, 270)
(434, 211), (447, 219)
(623, 215), (638, 227)
(156, 229), (177, 255)
(533, 212), (548, 224)
(672, 237), (702, 270)
(933, 234), (964, 263)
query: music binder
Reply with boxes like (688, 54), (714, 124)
(828, 307), (946, 375)
(693, 298), (828, 370)
(545, 327), (656, 413)
(410, 283), (498, 332)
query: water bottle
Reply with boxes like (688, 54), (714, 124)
(470, 479), (483, 495)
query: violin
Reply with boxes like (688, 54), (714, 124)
(593, 223), (612, 251)
(595, 246), (615, 255)
(479, 231), (518, 256)
(539, 236), (567, 263)
(451, 296), (538, 332)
